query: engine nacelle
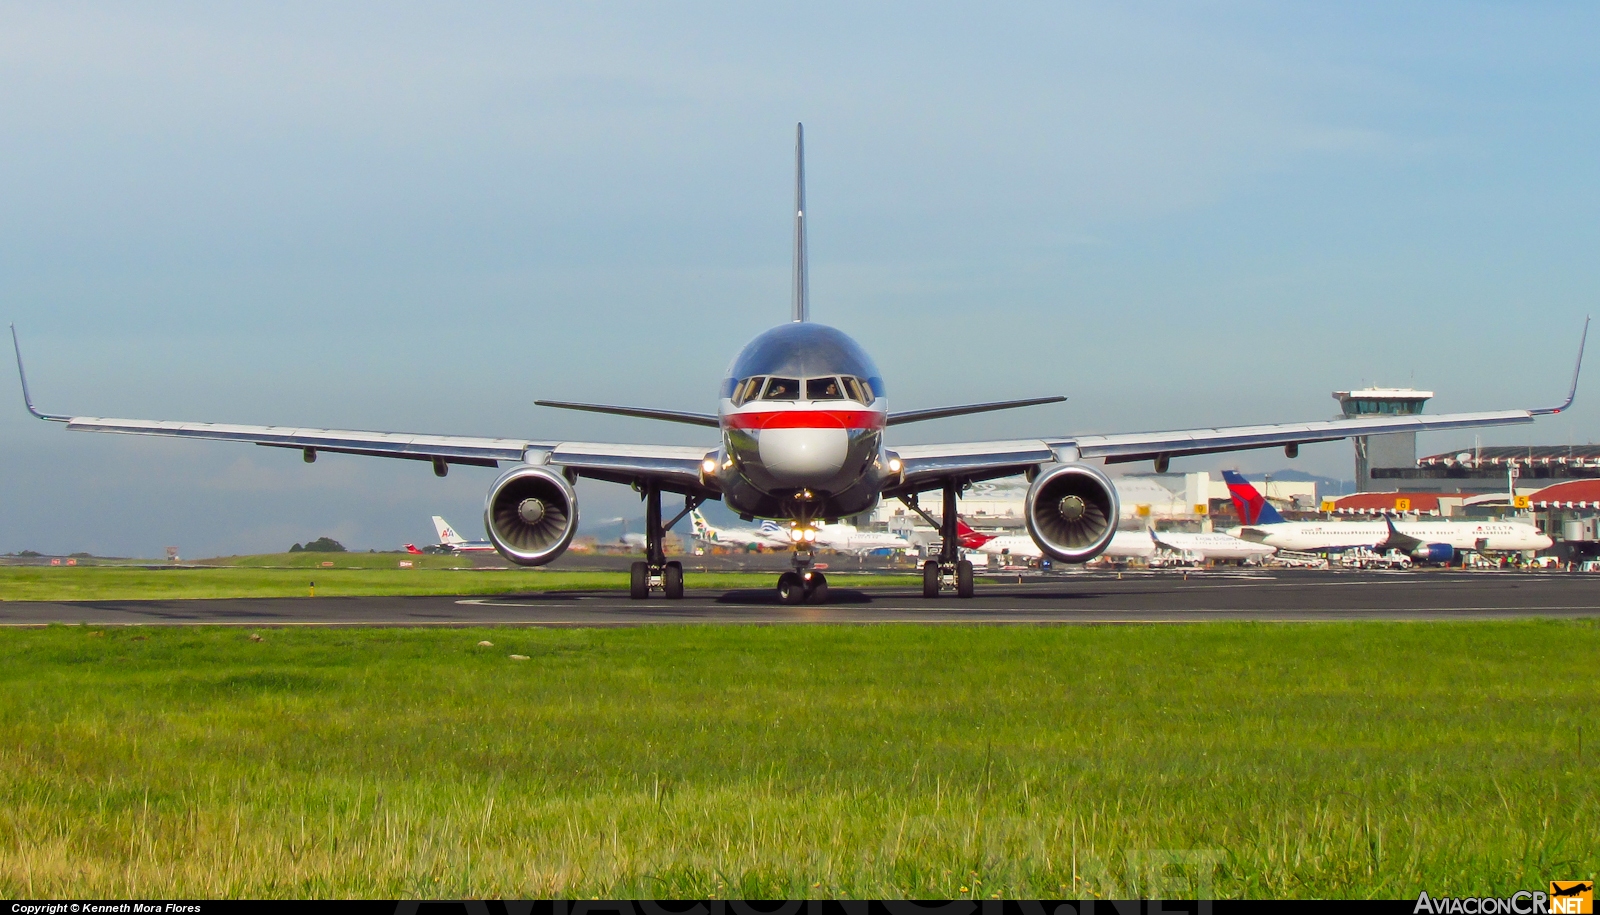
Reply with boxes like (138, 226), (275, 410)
(1025, 462), (1121, 563)
(1411, 542), (1454, 564)
(483, 464), (579, 566)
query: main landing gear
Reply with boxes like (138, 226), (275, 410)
(904, 481), (975, 599)
(627, 483), (702, 600)
(776, 547), (829, 605)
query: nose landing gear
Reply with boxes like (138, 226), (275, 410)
(627, 483), (701, 600)
(777, 548), (829, 604)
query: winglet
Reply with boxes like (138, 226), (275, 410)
(1532, 316), (1588, 415)
(9, 324), (69, 422)
(791, 122), (809, 323)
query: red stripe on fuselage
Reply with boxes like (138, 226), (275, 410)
(723, 409), (885, 431)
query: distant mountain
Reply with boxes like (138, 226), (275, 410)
(1235, 469), (1357, 497)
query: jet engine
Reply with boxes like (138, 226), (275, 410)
(1411, 542), (1454, 564)
(1024, 462), (1121, 563)
(483, 464), (579, 565)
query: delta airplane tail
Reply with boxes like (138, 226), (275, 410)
(1222, 471), (1286, 525)
(432, 515), (468, 546)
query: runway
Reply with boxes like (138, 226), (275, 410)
(2, 570), (1597, 626)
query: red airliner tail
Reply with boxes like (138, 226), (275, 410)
(955, 518), (994, 548)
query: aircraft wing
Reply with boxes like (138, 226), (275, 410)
(889, 407), (1539, 494)
(887, 318), (1585, 494)
(896, 319), (1580, 492)
(51, 416), (715, 493)
(13, 326), (713, 492)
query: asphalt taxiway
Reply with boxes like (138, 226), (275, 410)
(2, 570), (1597, 626)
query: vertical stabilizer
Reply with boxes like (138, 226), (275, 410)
(791, 123), (809, 322)
(690, 509), (714, 540)
(1221, 471), (1286, 525)
(432, 515), (466, 545)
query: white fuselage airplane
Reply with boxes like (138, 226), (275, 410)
(734, 516), (909, 554)
(958, 522), (1271, 564)
(966, 528), (1158, 561)
(10, 124), (1586, 603)
(432, 515), (496, 553)
(1149, 530), (1277, 563)
(407, 514), (496, 554)
(813, 523), (911, 555)
(690, 510), (788, 550)
(1219, 471), (1552, 560)
(1229, 520), (1551, 556)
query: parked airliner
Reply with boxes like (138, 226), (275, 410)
(812, 522), (911, 555)
(958, 521), (1155, 562)
(10, 125), (1585, 602)
(690, 510), (787, 550)
(957, 519), (1272, 564)
(742, 516), (908, 554)
(1221, 471), (1552, 560)
(406, 515), (496, 554)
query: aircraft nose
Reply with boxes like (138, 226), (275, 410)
(758, 427), (849, 482)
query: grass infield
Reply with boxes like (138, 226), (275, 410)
(0, 562), (908, 602)
(0, 621), (1595, 898)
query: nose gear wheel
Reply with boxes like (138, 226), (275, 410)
(776, 544), (830, 604)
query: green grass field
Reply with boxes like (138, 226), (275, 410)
(0, 561), (906, 601)
(0, 621), (1594, 898)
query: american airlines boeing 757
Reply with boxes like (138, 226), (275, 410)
(9, 125), (1588, 602)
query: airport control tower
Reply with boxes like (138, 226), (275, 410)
(1334, 388), (1432, 493)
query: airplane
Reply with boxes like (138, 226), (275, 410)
(812, 521), (911, 555)
(9, 124), (1587, 603)
(957, 519), (1156, 561)
(1221, 470), (1553, 560)
(956, 517), (1268, 564)
(616, 521), (647, 551)
(739, 517), (907, 554)
(1147, 527), (1277, 564)
(405, 515), (497, 554)
(689, 509), (786, 550)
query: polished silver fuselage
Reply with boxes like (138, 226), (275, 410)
(714, 323), (890, 522)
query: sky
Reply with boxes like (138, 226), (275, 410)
(3, 2), (1598, 556)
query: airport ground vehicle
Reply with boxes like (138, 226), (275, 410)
(10, 127), (1587, 602)
(1338, 548), (1413, 570)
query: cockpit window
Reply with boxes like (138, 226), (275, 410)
(807, 377), (845, 400)
(762, 377), (800, 400)
(842, 377), (868, 404)
(732, 376), (763, 407)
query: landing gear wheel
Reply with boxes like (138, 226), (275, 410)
(805, 571), (829, 604)
(777, 571), (806, 605)
(956, 559), (975, 598)
(629, 561), (649, 600)
(922, 560), (941, 599)
(663, 561), (684, 600)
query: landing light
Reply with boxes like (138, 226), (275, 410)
(789, 528), (805, 542)
(701, 457), (718, 474)
(887, 457), (902, 473)
(803, 528), (817, 542)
